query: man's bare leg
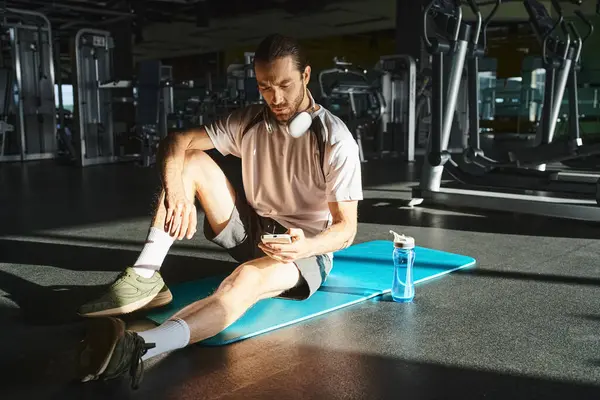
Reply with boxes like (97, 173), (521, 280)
(137, 256), (300, 361)
(173, 256), (300, 343)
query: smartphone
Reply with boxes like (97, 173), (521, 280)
(261, 234), (292, 244)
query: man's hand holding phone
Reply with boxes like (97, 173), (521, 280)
(258, 228), (313, 263)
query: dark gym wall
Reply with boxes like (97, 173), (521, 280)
(107, 20), (134, 80)
(571, 14), (600, 84)
(146, 4), (600, 87)
(161, 52), (223, 82)
(394, 0), (423, 62)
(486, 25), (538, 79)
(108, 20), (135, 127)
(222, 31), (396, 73)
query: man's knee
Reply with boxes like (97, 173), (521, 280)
(182, 150), (209, 176)
(218, 263), (264, 292)
(217, 263), (264, 304)
(182, 150), (223, 190)
(216, 259), (301, 303)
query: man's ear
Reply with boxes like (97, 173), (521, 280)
(303, 65), (311, 86)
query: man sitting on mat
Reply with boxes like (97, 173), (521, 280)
(77, 33), (363, 389)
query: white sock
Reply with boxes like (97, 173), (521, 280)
(133, 227), (175, 278)
(138, 318), (191, 361)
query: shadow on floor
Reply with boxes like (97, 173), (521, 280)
(575, 314), (600, 323)
(455, 268), (600, 287)
(0, 235), (228, 267)
(358, 198), (600, 238)
(0, 238), (236, 276)
(5, 341), (600, 400)
(0, 320), (86, 394)
(135, 345), (600, 400)
(0, 239), (237, 325)
(0, 239), (239, 399)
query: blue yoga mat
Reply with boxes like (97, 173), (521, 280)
(146, 240), (475, 346)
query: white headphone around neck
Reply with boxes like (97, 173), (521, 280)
(265, 89), (317, 138)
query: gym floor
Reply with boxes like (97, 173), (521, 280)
(1, 157), (600, 400)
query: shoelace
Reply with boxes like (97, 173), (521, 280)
(128, 333), (156, 390)
(112, 269), (131, 284)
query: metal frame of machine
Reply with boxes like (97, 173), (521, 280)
(378, 54), (417, 162)
(0, 8), (56, 163)
(74, 28), (117, 167)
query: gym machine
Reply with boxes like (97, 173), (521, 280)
(413, 0), (475, 192)
(318, 58), (385, 162)
(0, 8), (56, 163)
(413, 0), (600, 222)
(559, 1), (600, 171)
(376, 51), (467, 164)
(169, 53), (264, 132)
(74, 28), (177, 167)
(225, 52), (263, 107)
(507, 0), (582, 170)
(73, 29), (118, 167)
(377, 55), (417, 162)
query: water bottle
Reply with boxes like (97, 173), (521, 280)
(390, 230), (416, 303)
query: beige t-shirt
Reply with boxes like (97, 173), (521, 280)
(205, 104), (363, 238)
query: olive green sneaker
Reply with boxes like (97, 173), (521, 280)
(79, 317), (153, 390)
(78, 267), (173, 317)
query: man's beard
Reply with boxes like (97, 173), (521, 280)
(268, 89), (305, 124)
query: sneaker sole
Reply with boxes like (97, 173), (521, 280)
(142, 287), (173, 310)
(80, 287), (173, 318)
(79, 317), (124, 381)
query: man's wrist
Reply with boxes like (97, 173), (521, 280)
(162, 160), (183, 186)
(303, 237), (317, 258)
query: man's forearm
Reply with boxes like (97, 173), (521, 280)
(157, 128), (215, 188)
(157, 133), (186, 186)
(158, 130), (199, 187)
(306, 221), (357, 256)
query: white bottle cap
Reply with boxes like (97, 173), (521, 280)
(390, 230), (415, 249)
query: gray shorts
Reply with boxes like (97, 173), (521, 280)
(203, 194), (332, 300)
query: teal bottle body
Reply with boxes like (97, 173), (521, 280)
(390, 231), (416, 303)
(392, 247), (415, 302)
